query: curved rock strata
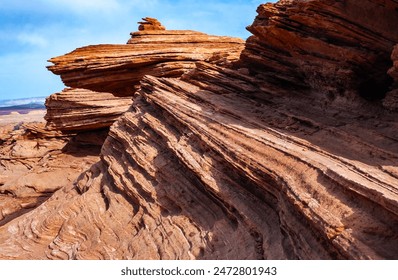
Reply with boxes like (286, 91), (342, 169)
(47, 26), (244, 95)
(0, 123), (102, 233)
(1, 2), (398, 260)
(241, 0), (398, 101)
(45, 88), (133, 131)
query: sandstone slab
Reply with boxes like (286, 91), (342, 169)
(45, 88), (133, 131)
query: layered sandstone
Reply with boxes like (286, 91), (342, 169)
(241, 0), (398, 101)
(384, 45), (398, 110)
(389, 45), (398, 84)
(47, 25), (244, 95)
(0, 123), (103, 233)
(1, 2), (398, 260)
(138, 17), (166, 31)
(45, 88), (133, 131)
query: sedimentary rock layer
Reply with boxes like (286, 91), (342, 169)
(1, 2), (398, 260)
(45, 88), (133, 131)
(389, 45), (398, 84)
(384, 45), (398, 110)
(138, 17), (166, 31)
(47, 30), (244, 95)
(241, 0), (398, 100)
(2, 63), (397, 259)
(0, 123), (103, 234)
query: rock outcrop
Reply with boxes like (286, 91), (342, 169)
(389, 45), (398, 84)
(0, 123), (103, 232)
(241, 0), (398, 101)
(1, 2), (398, 260)
(138, 17), (166, 31)
(45, 88), (133, 131)
(384, 44), (398, 110)
(47, 25), (244, 95)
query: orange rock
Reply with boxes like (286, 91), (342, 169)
(241, 0), (398, 101)
(47, 28), (244, 96)
(45, 88), (133, 131)
(138, 17), (166, 31)
(1, 1), (398, 260)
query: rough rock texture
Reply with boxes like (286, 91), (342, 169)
(138, 17), (166, 31)
(47, 27), (244, 96)
(45, 88), (133, 131)
(0, 123), (103, 232)
(384, 45), (398, 110)
(241, 0), (398, 101)
(1, 3), (398, 260)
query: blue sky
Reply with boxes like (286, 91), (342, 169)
(0, 0), (274, 100)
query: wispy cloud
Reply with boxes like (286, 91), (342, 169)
(0, 0), (274, 100)
(16, 33), (48, 48)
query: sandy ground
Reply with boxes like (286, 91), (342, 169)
(0, 110), (46, 126)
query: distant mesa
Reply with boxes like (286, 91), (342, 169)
(138, 17), (166, 31)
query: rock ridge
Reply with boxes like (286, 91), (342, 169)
(1, 3), (398, 260)
(47, 23), (244, 95)
(241, 0), (398, 102)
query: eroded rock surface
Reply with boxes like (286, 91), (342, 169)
(47, 22), (244, 96)
(1, 3), (398, 260)
(45, 88), (133, 131)
(0, 124), (103, 235)
(138, 17), (166, 31)
(241, 0), (398, 101)
(385, 45), (398, 110)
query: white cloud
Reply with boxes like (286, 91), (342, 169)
(1, 0), (277, 100)
(16, 33), (48, 48)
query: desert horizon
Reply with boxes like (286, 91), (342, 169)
(0, 109), (46, 125)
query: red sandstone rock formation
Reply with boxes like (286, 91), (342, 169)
(385, 45), (398, 110)
(47, 26), (244, 95)
(45, 88), (133, 131)
(1, 2), (398, 260)
(241, 0), (398, 101)
(0, 123), (103, 234)
(138, 17), (166, 31)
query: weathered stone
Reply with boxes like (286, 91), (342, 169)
(45, 88), (133, 131)
(384, 44), (398, 110)
(47, 22), (244, 96)
(1, 2), (398, 260)
(138, 17), (166, 31)
(241, 0), (398, 101)
(388, 44), (398, 85)
(383, 89), (398, 111)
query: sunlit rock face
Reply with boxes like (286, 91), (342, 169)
(44, 88), (134, 131)
(47, 19), (244, 96)
(1, 2), (398, 260)
(241, 0), (398, 102)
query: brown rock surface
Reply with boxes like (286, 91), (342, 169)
(384, 45), (398, 110)
(138, 17), (166, 31)
(241, 0), (398, 101)
(47, 20), (244, 95)
(0, 123), (103, 236)
(388, 44), (398, 84)
(1, 4), (398, 260)
(45, 88), (133, 131)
